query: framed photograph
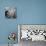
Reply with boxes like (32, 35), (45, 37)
(5, 7), (16, 19)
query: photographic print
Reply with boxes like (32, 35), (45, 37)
(5, 7), (16, 19)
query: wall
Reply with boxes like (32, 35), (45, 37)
(0, 0), (46, 44)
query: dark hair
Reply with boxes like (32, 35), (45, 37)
(5, 10), (8, 16)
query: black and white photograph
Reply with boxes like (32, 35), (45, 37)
(5, 7), (16, 19)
